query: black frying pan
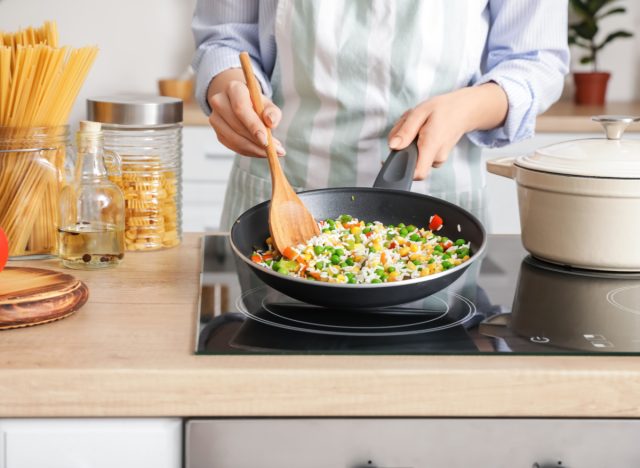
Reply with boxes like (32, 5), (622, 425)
(230, 143), (487, 309)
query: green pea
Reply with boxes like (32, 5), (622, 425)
(455, 239), (466, 246)
(330, 255), (341, 265)
(397, 223), (406, 228)
(434, 245), (444, 253)
(441, 237), (449, 243)
(345, 258), (354, 266)
(442, 253), (451, 260)
(325, 246), (335, 253)
(442, 261), (453, 270)
(326, 218), (335, 225)
(410, 234), (420, 242)
(457, 248), (469, 257)
(348, 277), (357, 284)
(334, 248), (345, 257)
(407, 225), (417, 232)
(339, 214), (352, 223)
(375, 268), (385, 276)
(412, 259), (421, 265)
(388, 224), (395, 229)
(340, 262), (348, 268)
(386, 233), (395, 240)
(277, 267), (289, 275)
(313, 245), (324, 255)
(387, 266), (396, 273)
(322, 228), (331, 233)
(428, 258), (436, 264)
(399, 227), (409, 237)
(371, 278), (382, 284)
(363, 227), (372, 234)
(379, 273), (389, 281)
(365, 222), (373, 226)
(272, 261), (281, 271)
(316, 261), (325, 270)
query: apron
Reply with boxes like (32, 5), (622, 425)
(220, 0), (491, 231)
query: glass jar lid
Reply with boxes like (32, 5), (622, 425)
(87, 94), (183, 126)
(516, 115), (640, 179)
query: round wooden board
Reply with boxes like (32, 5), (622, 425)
(0, 267), (89, 330)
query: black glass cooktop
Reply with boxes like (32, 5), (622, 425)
(196, 234), (640, 355)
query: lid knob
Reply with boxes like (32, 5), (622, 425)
(592, 115), (640, 140)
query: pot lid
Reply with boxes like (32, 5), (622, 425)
(516, 115), (640, 179)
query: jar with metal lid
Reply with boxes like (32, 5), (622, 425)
(87, 95), (182, 251)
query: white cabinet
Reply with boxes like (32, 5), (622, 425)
(0, 419), (182, 468)
(182, 126), (235, 232)
(481, 132), (601, 234)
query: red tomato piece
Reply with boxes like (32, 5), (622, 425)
(0, 227), (7, 272)
(429, 214), (443, 231)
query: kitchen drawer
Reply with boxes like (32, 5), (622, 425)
(183, 126), (235, 182)
(183, 203), (223, 232)
(187, 418), (640, 468)
(183, 181), (227, 205)
(0, 418), (181, 468)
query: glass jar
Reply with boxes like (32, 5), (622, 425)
(0, 126), (72, 258)
(58, 121), (125, 269)
(87, 95), (183, 251)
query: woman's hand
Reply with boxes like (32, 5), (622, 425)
(388, 83), (508, 180)
(207, 68), (285, 157)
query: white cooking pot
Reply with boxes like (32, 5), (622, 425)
(487, 115), (640, 272)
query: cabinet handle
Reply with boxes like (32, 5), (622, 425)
(205, 152), (232, 161)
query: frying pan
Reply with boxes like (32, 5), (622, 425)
(230, 143), (487, 309)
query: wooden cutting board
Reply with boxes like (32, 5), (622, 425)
(0, 267), (89, 330)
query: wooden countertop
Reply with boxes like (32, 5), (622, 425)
(2, 234), (640, 418)
(184, 100), (640, 133)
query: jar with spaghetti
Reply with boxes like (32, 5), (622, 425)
(0, 126), (72, 258)
(87, 95), (183, 251)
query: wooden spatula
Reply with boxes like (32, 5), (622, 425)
(239, 52), (320, 254)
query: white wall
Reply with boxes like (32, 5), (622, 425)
(0, 0), (197, 125)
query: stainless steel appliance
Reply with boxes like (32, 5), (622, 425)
(186, 418), (640, 467)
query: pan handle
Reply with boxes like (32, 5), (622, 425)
(373, 140), (418, 191)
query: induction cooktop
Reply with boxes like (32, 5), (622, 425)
(196, 234), (640, 355)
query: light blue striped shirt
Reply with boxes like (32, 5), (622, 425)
(192, 0), (569, 148)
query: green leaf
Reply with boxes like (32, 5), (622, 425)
(580, 56), (595, 65)
(572, 19), (599, 39)
(596, 30), (634, 50)
(569, 0), (592, 19)
(587, 0), (616, 15)
(597, 6), (626, 19)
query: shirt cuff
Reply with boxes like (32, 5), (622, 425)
(194, 49), (272, 115)
(467, 73), (536, 148)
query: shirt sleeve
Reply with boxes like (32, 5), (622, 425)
(191, 0), (272, 115)
(467, 0), (570, 148)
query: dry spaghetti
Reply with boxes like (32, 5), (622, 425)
(0, 21), (98, 256)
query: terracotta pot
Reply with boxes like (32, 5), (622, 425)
(486, 115), (640, 272)
(573, 72), (610, 106)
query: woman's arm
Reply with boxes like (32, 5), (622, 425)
(192, 0), (283, 157)
(389, 0), (570, 179)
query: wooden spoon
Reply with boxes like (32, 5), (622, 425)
(239, 52), (320, 254)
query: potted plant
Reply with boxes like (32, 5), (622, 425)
(568, 0), (633, 105)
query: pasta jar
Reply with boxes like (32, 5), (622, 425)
(87, 95), (183, 251)
(0, 126), (71, 258)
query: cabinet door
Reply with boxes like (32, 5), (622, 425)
(183, 127), (234, 231)
(0, 419), (182, 468)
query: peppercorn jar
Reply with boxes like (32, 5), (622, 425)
(87, 95), (183, 251)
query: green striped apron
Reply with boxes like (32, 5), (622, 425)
(220, 0), (490, 231)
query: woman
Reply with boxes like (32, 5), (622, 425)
(192, 0), (569, 230)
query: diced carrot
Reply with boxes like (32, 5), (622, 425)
(380, 252), (386, 264)
(429, 214), (443, 231)
(296, 256), (307, 265)
(308, 271), (321, 280)
(262, 252), (273, 260)
(251, 254), (262, 263)
(389, 241), (397, 249)
(283, 246), (298, 260)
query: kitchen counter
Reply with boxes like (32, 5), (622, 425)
(2, 233), (640, 418)
(183, 100), (640, 133)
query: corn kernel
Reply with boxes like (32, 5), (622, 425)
(410, 244), (419, 252)
(399, 247), (410, 256)
(350, 226), (361, 235)
(408, 262), (417, 271)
